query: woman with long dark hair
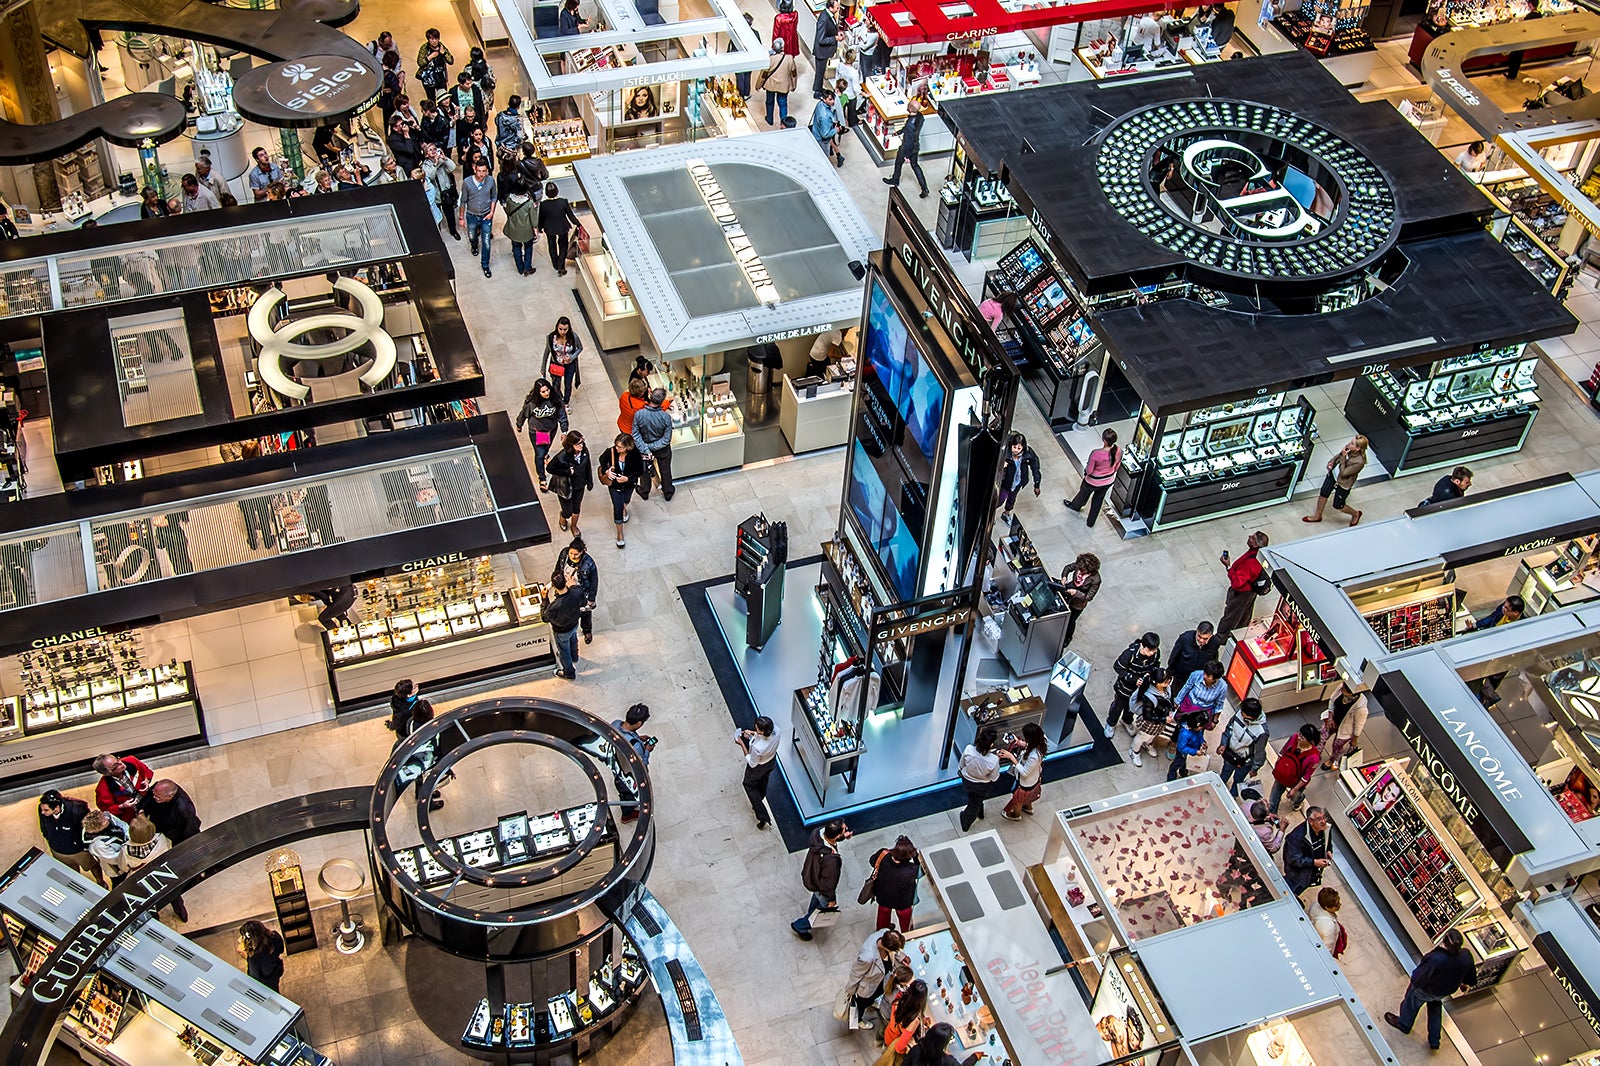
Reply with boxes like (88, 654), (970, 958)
(904, 1022), (983, 1066)
(545, 430), (593, 535)
(1064, 427), (1121, 527)
(867, 836), (923, 932)
(598, 433), (644, 548)
(237, 920), (285, 992)
(542, 316), (585, 403)
(875, 978), (929, 1066)
(1002, 722), (1049, 820)
(514, 378), (569, 491)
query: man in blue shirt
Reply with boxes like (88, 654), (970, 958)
(246, 147), (284, 202)
(810, 87), (843, 167)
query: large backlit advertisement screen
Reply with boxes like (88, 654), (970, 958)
(846, 278), (949, 601)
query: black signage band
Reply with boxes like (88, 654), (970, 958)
(1534, 932), (1600, 1038)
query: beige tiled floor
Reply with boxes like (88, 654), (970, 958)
(3, 12), (1598, 1066)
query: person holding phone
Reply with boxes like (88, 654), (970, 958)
(736, 717), (780, 829)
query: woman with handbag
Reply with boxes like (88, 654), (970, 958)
(544, 430), (592, 535)
(598, 433), (645, 548)
(542, 316), (585, 404)
(514, 378), (569, 491)
(1320, 682), (1368, 770)
(865, 836), (923, 931)
(1127, 669), (1174, 767)
(844, 928), (907, 1029)
(1001, 723), (1048, 819)
(875, 979), (930, 1066)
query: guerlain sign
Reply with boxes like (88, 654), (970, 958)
(28, 863), (182, 1004)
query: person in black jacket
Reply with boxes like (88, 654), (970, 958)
(238, 920), (285, 992)
(545, 431), (593, 537)
(1281, 806), (1332, 895)
(537, 181), (582, 275)
(867, 836), (923, 932)
(994, 431), (1041, 523)
(1104, 631), (1161, 738)
(543, 571), (587, 680)
(140, 779), (200, 921)
(1421, 466), (1472, 508)
(387, 679), (419, 738)
(38, 790), (103, 885)
(514, 378), (569, 490)
(905, 1023), (983, 1066)
(1385, 928), (1479, 1050)
(1167, 620), (1216, 684)
(598, 434), (645, 548)
(791, 820), (848, 940)
(551, 538), (600, 644)
(811, 0), (840, 95)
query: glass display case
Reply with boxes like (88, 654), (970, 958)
(1226, 595), (1340, 710)
(1155, 394), (1314, 487)
(324, 588), (533, 665)
(647, 362), (744, 450)
(460, 947), (646, 1052)
(989, 240), (1101, 427)
(1348, 344), (1541, 475)
(575, 232), (642, 351)
(3, 660), (195, 740)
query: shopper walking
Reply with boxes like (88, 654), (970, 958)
(1422, 465), (1473, 507)
(1304, 435), (1368, 525)
(514, 379), (568, 491)
(1105, 632), (1161, 738)
(875, 979), (929, 1066)
(792, 820), (849, 940)
(904, 1023), (984, 1066)
(1001, 723), (1048, 819)
(882, 87), (930, 197)
(495, 95), (527, 159)
(1384, 928), (1476, 1050)
(237, 920), (285, 992)
(1056, 552), (1101, 647)
(543, 571), (585, 679)
(611, 703), (654, 820)
(421, 141), (460, 240)
(552, 538), (599, 644)
(845, 928), (907, 1028)
(735, 716), (780, 829)
(598, 434), (645, 548)
(537, 181), (582, 276)
(993, 431), (1041, 523)
(632, 388), (675, 502)
(1248, 800), (1286, 854)
(545, 430), (592, 535)
(459, 158), (496, 278)
(759, 39), (798, 126)
(38, 789), (103, 885)
(1217, 697), (1269, 797)
(772, 0), (800, 56)
(1167, 620), (1216, 686)
(865, 836), (923, 929)
(1126, 669), (1174, 767)
(957, 727), (1015, 831)
(1320, 682), (1369, 770)
(812, 0), (842, 95)
(139, 779), (199, 921)
(1307, 887), (1346, 958)
(1064, 428), (1121, 527)
(540, 315), (585, 403)
(1269, 724), (1322, 813)
(1282, 805), (1332, 896)
(810, 87), (845, 166)
(502, 177), (539, 277)
(1219, 531), (1270, 636)
(416, 28), (453, 101)
(92, 754), (154, 819)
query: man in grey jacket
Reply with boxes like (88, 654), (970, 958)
(631, 388), (675, 502)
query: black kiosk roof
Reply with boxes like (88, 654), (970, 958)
(940, 52), (1577, 417)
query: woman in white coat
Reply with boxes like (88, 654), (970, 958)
(1321, 683), (1369, 770)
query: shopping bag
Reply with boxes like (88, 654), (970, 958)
(573, 224), (592, 256)
(832, 983), (851, 1021)
(809, 906), (842, 929)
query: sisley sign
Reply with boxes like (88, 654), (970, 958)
(268, 57), (375, 117)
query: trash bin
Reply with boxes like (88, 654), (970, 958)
(748, 356), (773, 420)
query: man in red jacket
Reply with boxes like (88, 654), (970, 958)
(1219, 531), (1269, 636)
(92, 754), (154, 819)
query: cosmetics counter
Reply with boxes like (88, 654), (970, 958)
(1485, 176), (1576, 297)
(320, 553), (552, 706)
(1074, 21), (1227, 80)
(0, 853), (328, 1066)
(1225, 595), (1342, 711)
(460, 951), (647, 1055)
(1408, 0), (1580, 70)
(993, 555), (1071, 679)
(1345, 344), (1541, 477)
(1115, 392), (1316, 532)
(1508, 535), (1600, 615)
(987, 240), (1102, 428)
(855, 60), (1011, 166)
(778, 373), (854, 454)
(0, 659), (203, 788)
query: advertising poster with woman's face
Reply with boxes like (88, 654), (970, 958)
(1090, 962), (1153, 1066)
(624, 85), (660, 121)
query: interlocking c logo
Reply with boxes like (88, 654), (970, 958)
(1179, 138), (1317, 242)
(246, 276), (397, 402)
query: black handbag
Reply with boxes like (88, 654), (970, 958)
(418, 61), (446, 90)
(547, 473), (573, 499)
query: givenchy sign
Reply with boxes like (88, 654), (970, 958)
(874, 606), (973, 643)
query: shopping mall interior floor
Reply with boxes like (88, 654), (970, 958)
(5, 6), (1600, 1066)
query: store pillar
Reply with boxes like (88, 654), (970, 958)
(1, 2), (64, 210)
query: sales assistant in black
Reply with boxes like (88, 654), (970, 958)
(1385, 928), (1479, 1051)
(1219, 531), (1270, 636)
(735, 716), (780, 830)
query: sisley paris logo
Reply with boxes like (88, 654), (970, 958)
(268, 56), (372, 115)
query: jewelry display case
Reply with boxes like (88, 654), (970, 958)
(575, 233), (641, 351)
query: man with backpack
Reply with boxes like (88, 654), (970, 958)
(1219, 531), (1270, 636)
(810, 87), (844, 167)
(1270, 724), (1322, 813)
(791, 820), (849, 941)
(1218, 697), (1269, 797)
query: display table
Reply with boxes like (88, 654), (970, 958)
(575, 249), (642, 351)
(950, 688), (1044, 761)
(1224, 596), (1339, 711)
(857, 76), (960, 164)
(778, 374), (852, 453)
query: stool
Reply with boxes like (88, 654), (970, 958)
(317, 858), (367, 955)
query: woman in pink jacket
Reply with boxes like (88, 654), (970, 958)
(1064, 428), (1121, 528)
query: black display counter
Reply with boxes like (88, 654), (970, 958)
(1346, 368), (1537, 477)
(941, 52), (1576, 532)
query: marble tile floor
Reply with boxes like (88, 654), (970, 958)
(2, 7), (1599, 1066)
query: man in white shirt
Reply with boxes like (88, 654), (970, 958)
(736, 716), (780, 830)
(178, 174), (220, 213)
(193, 157), (229, 204)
